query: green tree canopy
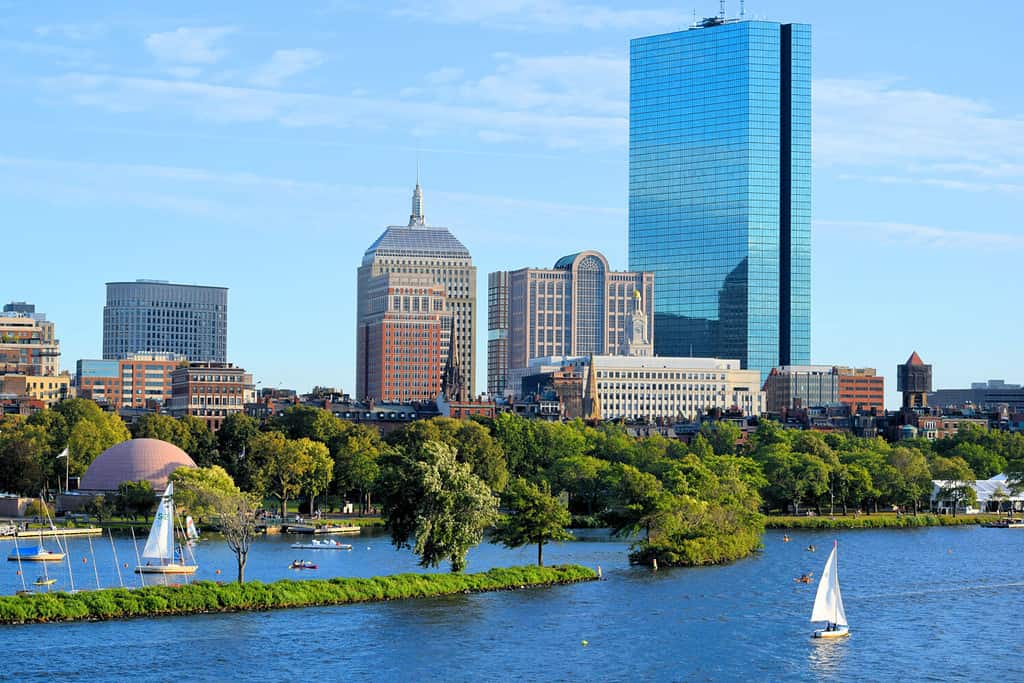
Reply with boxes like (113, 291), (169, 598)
(379, 441), (498, 572)
(492, 477), (572, 566)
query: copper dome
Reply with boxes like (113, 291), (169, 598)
(80, 438), (197, 492)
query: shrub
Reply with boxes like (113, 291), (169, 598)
(0, 565), (597, 625)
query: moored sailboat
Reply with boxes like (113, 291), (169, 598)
(811, 540), (849, 639)
(135, 483), (198, 575)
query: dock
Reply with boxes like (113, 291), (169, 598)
(0, 527), (104, 540)
(283, 524), (360, 535)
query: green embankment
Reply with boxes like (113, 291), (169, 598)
(0, 564), (596, 625)
(765, 513), (1004, 529)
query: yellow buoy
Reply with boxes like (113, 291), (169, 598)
(581, 640), (588, 647)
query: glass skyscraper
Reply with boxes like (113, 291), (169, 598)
(629, 18), (810, 379)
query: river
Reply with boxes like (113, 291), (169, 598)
(2, 525), (1023, 681)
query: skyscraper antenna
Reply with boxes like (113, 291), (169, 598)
(720, 0), (726, 19)
(740, 0), (745, 17)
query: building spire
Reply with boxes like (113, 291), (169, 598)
(409, 163), (425, 227)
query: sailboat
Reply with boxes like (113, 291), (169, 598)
(135, 483), (198, 575)
(810, 540), (850, 639)
(185, 516), (200, 544)
(7, 494), (66, 563)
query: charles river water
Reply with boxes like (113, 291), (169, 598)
(2, 525), (1022, 681)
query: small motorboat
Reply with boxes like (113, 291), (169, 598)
(289, 560), (318, 570)
(33, 576), (57, 587)
(981, 520), (1010, 528)
(8, 545), (65, 562)
(290, 539), (353, 550)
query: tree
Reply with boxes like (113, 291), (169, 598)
(298, 438), (333, 514)
(270, 406), (346, 444)
(116, 480), (156, 521)
(387, 417), (508, 492)
(0, 422), (47, 495)
(170, 465), (258, 582)
(700, 421), (741, 456)
(216, 412), (260, 483)
(492, 478), (572, 566)
(181, 416), (219, 466)
(133, 413), (189, 448)
(379, 441), (498, 572)
(331, 424), (383, 513)
(932, 456), (976, 517)
(68, 411), (130, 476)
(548, 454), (610, 515)
(214, 489), (260, 583)
(251, 432), (320, 518)
(169, 465), (238, 519)
(888, 447), (933, 514)
(605, 463), (672, 540)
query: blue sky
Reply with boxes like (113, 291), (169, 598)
(2, 0), (1022, 407)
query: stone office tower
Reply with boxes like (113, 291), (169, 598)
(356, 180), (477, 402)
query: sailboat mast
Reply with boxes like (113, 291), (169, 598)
(833, 540), (839, 625)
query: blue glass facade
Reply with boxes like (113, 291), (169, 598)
(629, 20), (810, 379)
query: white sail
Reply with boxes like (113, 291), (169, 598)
(810, 542), (847, 625)
(142, 482), (176, 562)
(186, 515), (199, 540)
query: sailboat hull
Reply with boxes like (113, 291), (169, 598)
(813, 626), (850, 639)
(7, 552), (65, 562)
(135, 563), (198, 575)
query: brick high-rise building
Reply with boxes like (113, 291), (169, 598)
(357, 180), (476, 401)
(77, 353), (184, 410)
(167, 361), (253, 431)
(836, 367), (885, 414)
(358, 273), (447, 403)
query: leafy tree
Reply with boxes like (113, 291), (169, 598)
(181, 416), (219, 466)
(84, 494), (115, 521)
(298, 438), (333, 514)
(172, 465), (258, 583)
(216, 412), (260, 482)
(888, 447), (933, 514)
(251, 432), (323, 518)
(0, 422), (47, 495)
(270, 406), (346, 444)
(605, 463), (672, 540)
(68, 411), (130, 476)
(133, 413), (189, 447)
(932, 456), (976, 516)
(379, 441), (498, 572)
(116, 480), (156, 521)
(492, 478), (572, 566)
(548, 454), (610, 515)
(699, 421), (741, 456)
(948, 442), (1005, 480)
(169, 465), (238, 519)
(387, 417), (508, 492)
(331, 423), (383, 513)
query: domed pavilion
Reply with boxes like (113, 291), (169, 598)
(80, 438), (197, 493)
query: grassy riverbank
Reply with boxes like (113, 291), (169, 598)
(765, 513), (1004, 529)
(0, 564), (596, 625)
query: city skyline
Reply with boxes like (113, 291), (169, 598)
(2, 1), (1023, 407)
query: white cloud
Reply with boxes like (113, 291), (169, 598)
(425, 67), (464, 85)
(144, 26), (236, 64)
(35, 23), (108, 41)
(814, 78), (1024, 185)
(42, 64), (625, 148)
(394, 0), (687, 31)
(816, 219), (1024, 250)
(250, 48), (325, 88)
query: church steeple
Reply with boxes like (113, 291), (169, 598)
(409, 164), (425, 227)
